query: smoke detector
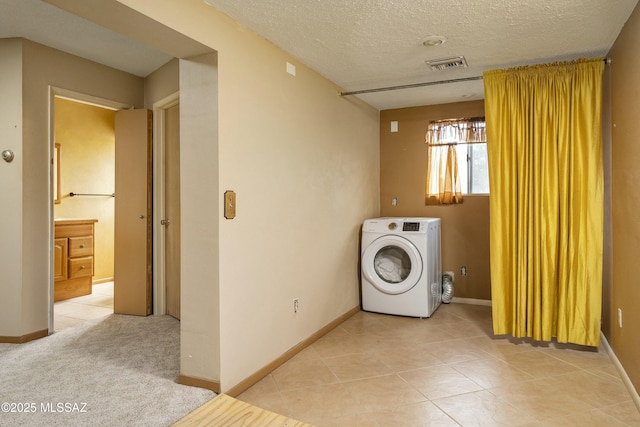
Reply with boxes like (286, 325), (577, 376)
(426, 56), (468, 71)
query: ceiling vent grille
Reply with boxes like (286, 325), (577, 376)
(426, 56), (468, 71)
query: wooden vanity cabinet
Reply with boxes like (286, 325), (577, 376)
(54, 219), (98, 302)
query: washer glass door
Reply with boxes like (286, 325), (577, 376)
(362, 235), (422, 294)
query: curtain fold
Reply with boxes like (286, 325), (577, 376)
(424, 117), (485, 205)
(425, 144), (463, 205)
(484, 59), (604, 347)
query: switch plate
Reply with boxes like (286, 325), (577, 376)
(286, 62), (296, 76)
(618, 308), (623, 328)
(390, 121), (398, 132)
(224, 191), (236, 219)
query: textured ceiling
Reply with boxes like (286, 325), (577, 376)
(0, 1), (638, 110)
(205, 0), (639, 109)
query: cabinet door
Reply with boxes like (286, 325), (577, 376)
(54, 238), (68, 281)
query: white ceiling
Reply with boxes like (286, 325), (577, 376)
(205, 0), (639, 110)
(1, 0), (638, 110)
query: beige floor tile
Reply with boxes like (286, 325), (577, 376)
(451, 356), (534, 389)
(464, 334), (538, 360)
(63, 305), (113, 320)
(488, 379), (594, 421)
(498, 349), (581, 378)
(436, 318), (491, 339)
(374, 343), (445, 372)
(338, 311), (390, 335)
(524, 407), (629, 427)
(538, 345), (615, 370)
(341, 374), (427, 412)
(272, 358), (340, 391)
(542, 371), (633, 408)
(399, 365), (484, 400)
(280, 383), (361, 421)
(597, 400), (640, 425)
(235, 304), (640, 425)
(311, 332), (380, 359)
(54, 282), (114, 331)
(53, 301), (88, 315)
(433, 390), (538, 426)
(374, 401), (460, 427)
(323, 352), (392, 382)
(53, 315), (87, 331)
(424, 338), (491, 365)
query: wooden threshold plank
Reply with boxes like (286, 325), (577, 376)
(172, 394), (314, 427)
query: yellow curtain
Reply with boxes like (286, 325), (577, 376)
(483, 59), (604, 347)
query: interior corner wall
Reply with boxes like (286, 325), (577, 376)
(144, 58), (179, 108)
(118, 0), (380, 391)
(178, 53), (221, 383)
(0, 38), (144, 339)
(607, 0), (640, 396)
(0, 39), (24, 336)
(379, 101), (490, 301)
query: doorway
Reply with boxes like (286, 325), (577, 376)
(49, 87), (180, 330)
(153, 92), (181, 319)
(51, 93), (121, 331)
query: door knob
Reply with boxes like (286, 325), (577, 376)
(2, 150), (14, 163)
(139, 215), (145, 219)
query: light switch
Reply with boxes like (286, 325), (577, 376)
(224, 191), (236, 219)
(390, 121), (398, 133)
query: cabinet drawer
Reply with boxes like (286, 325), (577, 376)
(68, 256), (93, 279)
(69, 236), (93, 257)
(55, 223), (94, 238)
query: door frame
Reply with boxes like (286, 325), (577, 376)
(48, 86), (132, 333)
(152, 91), (180, 316)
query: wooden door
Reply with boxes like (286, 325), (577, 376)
(114, 109), (152, 316)
(165, 103), (181, 319)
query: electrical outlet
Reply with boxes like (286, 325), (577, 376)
(618, 308), (623, 328)
(461, 266), (467, 276)
(294, 298), (299, 314)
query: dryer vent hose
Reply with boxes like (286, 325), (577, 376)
(442, 273), (454, 304)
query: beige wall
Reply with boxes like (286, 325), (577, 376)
(58, 0), (380, 391)
(380, 101), (490, 300)
(0, 38), (144, 338)
(54, 98), (115, 281)
(0, 39), (24, 336)
(607, 0), (640, 396)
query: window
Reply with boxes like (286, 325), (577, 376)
(425, 117), (488, 205)
(455, 142), (490, 194)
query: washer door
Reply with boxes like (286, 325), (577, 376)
(362, 235), (423, 294)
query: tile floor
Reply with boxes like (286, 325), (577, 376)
(53, 282), (114, 331)
(237, 303), (640, 426)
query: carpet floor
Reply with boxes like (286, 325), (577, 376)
(0, 314), (216, 426)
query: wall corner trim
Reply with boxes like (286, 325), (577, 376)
(0, 329), (49, 344)
(178, 375), (221, 394)
(225, 305), (361, 397)
(600, 332), (640, 412)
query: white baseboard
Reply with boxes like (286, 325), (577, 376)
(451, 297), (492, 306)
(600, 332), (640, 412)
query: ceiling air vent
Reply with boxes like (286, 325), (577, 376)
(426, 56), (468, 71)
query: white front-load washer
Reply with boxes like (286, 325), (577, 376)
(361, 217), (442, 318)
